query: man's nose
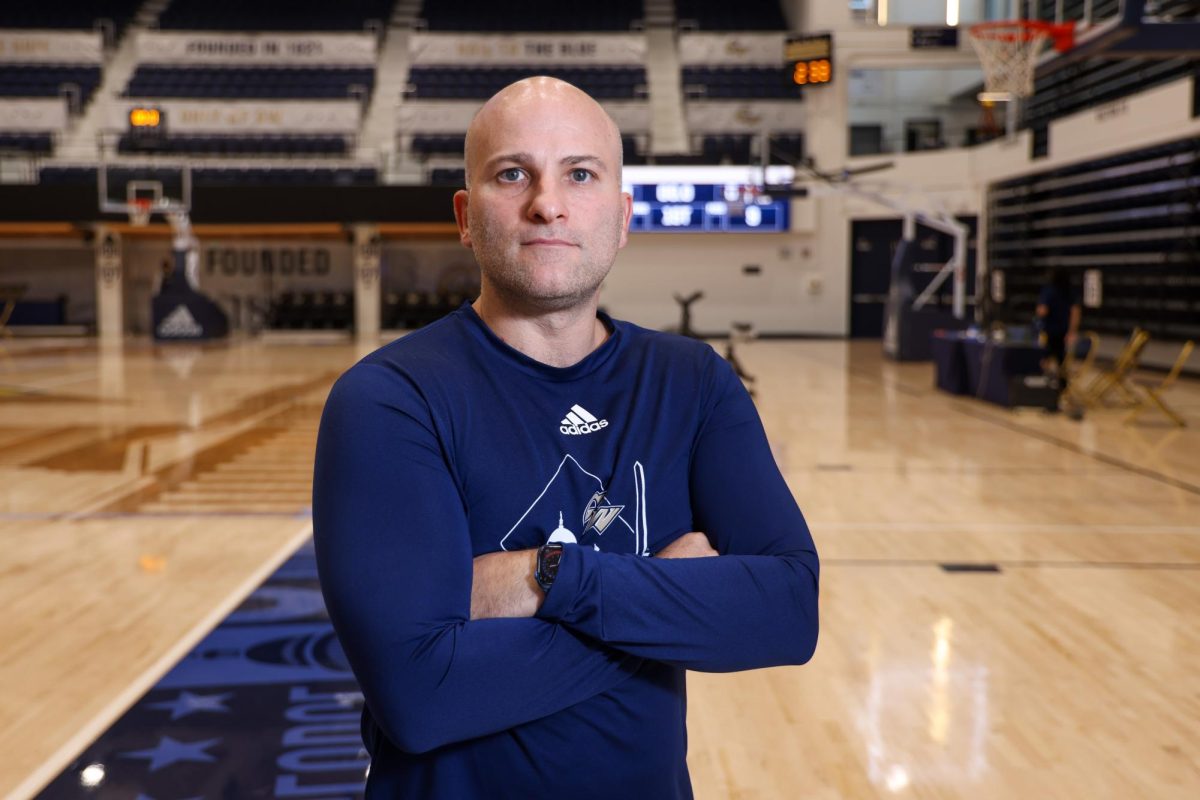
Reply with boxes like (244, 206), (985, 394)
(526, 175), (567, 223)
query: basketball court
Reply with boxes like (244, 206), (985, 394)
(1, 0), (1199, 797)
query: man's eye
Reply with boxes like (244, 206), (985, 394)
(499, 168), (525, 182)
(570, 168), (593, 183)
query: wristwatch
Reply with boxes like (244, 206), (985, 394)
(535, 542), (564, 592)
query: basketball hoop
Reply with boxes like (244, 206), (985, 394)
(969, 20), (1075, 99)
(129, 198), (153, 227)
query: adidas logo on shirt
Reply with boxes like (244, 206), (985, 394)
(157, 304), (203, 338)
(560, 404), (609, 436)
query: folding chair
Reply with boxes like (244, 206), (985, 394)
(0, 284), (26, 338)
(1080, 327), (1150, 407)
(1062, 331), (1100, 409)
(1125, 340), (1195, 427)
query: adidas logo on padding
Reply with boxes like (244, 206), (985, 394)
(560, 404), (609, 435)
(157, 305), (204, 338)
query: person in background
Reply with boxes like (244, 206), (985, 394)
(1036, 267), (1082, 409)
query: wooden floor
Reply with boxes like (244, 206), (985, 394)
(2, 335), (1198, 799)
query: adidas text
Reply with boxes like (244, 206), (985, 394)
(560, 419), (609, 435)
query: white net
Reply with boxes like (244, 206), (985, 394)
(129, 200), (152, 227)
(969, 23), (1052, 98)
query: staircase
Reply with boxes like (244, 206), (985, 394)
(57, 0), (168, 161)
(357, 25), (413, 165)
(642, 25), (690, 155)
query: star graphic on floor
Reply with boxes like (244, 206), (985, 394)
(120, 735), (220, 772)
(148, 691), (233, 720)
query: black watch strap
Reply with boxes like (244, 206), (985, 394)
(535, 543), (564, 592)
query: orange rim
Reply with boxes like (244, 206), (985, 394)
(969, 19), (1076, 51)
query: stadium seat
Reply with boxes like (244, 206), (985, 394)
(158, 0), (394, 31)
(682, 66), (801, 100)
(0, 65), (102, 105)
(117, 133), (350, 157)
(124, 66), (375, 100)
(406, 66), (645, 100)
(0, 132), (54, 154)
(0, 1), (141, 38)
(418, 0), (643, 31)
(675, 0), (787, 30)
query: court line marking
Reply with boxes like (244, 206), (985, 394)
(13, 522), (316, 800)
(838, 362), (1200, 497)
(0, 510), (311, 522)
(823, 557), (1200, 570)
(0, 370), (98, 391)
(810, 521), (1200, 534)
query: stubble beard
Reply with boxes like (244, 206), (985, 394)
(469, 205), (625, 314)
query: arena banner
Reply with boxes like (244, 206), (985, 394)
(686, 102), (804, 132)
(136, 32), (376, 66)
(109, 100), (361, 133)
(408, 33), (645, 65)
(0, 31), (103, 63)
(678, 33), (786, 65)
(398, 100), (649, 133)
(0, 98), (68, 131)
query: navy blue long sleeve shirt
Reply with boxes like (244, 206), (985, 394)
(312, 304), (819, 799)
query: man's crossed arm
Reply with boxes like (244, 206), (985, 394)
(470, 532), (718, 620)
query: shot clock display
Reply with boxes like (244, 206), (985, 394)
(785, 33), (833, 87)
(128, 106), (164, 131)
(628, 183), (789, 233)
(127, 106), (167, 149)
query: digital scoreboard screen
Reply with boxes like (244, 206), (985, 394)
(785, 33), (833, 87)
(628, 183), (789, 233)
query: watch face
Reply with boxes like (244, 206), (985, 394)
(537, 544), (564, 591)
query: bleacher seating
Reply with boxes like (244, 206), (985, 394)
(407, 66), (644, 100)
(411, 134), (465, 158)
(989, 135), (1200, 341)
(769, 133), (804, 161)
(1025, 58), (1197, 145)
(675, 0), (787, 30)
(0, 65), (102, 104)
(622, 135), (647, 165)
(414, 135), (646, 166)
(0, 132), (54, 154)
(39, 165), (378, 187)
(117, 134), (350, 156)
(682, 66), (801, 100)
(270, 291), (354, 330)
(124, 66), (375, 100)
(0, 1), (141, 37)
(430, 168), (465, 186)
(382, 291), (473, 329)
(701, 134), (754, 164)
(418, 0), (643, 31)
(694, 134), (801, 164)
(158, 0), (395, 31)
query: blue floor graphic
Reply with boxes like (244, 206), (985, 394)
(39, 541), (369, 799)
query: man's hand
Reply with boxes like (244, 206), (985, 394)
(655, 532), (717, 559)
(471, 549), (542, 620)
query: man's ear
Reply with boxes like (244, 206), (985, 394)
(453, 190), (472, 248)
(617, 191), (633, 249)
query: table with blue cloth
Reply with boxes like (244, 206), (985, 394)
(931, 332), (1048, 407)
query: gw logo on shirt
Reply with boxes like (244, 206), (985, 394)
(560, 404), (609, 435)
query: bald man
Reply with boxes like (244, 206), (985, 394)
(314, 78), (819, 799)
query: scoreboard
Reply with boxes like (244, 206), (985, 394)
(621, 167), (796, 234)
(628, 183), (789, 232)
(785, 33), (833, 87)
